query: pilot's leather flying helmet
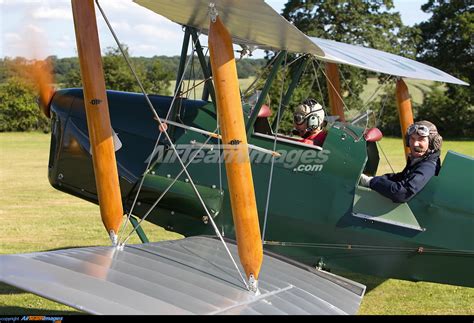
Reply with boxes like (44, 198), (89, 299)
(406, 120), (442, 151)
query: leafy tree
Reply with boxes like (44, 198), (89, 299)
(52, 56), (80, 86)
(62, 45), (172, 95)
(0, 77), (49, 132)
(283, 0), (406, 51)
(415, 0), (473, 137)
(145, 59), (173, 95)
(62, 63), (82, 88)
(0, 57), (30, 82)
(101, 45), (144, 92)
(257, 0), (419, 135)
(277, 0), (414, 121)
(53, 51), (266, 94)
(0, 48), (267, 132)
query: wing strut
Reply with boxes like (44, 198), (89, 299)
(71, 0), (123, 244)
(208, 5), (263, 293)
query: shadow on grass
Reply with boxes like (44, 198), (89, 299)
(0, 282), (24, 295)
(0, 306), (83, 315)
(0, 283), (85, 315)
(331, 270), (387, 293)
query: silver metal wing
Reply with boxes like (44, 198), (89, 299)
(133, 0), (324, 56)
(311, 37), (468, 85)
(0, 236), (365, 315)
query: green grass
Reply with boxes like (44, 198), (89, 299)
(360, 78), (437, 106)
(0, 132), (182, 314)
(339, 271), (474, 315)
(0, 132), (473, 315)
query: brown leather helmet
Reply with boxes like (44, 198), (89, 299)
(406, 120), (443, 151)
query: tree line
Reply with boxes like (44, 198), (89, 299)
(0, 46), (266, 132)
(1, 0), (472, 137)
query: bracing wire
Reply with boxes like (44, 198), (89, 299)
(339, 69), (358, 99)
(216, 113), (224, 234)
(242, 53), (281, 98)
(121, 128), (218, 244)
(312, 59), (327, 111)
(363, 74), (393, 108)
(262, 51), (288, 243)
(263, 240), (474, 256)
(110, 32), (197, 243)
(313, 61), (351, 114)
(304, 60), (318, 102)
(375, 83), (392, 129)
(375, 88), (396, 173)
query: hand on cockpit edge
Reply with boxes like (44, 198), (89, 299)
(359, 174), (373, 187)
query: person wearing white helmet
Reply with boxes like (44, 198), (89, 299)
(292, 99), (327, 146)
(359, 120), (443, 203)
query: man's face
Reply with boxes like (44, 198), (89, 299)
(293, 117), (307, 136)
(409, 133), (429, 158)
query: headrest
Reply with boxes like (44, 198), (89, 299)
(257, 104), (272, 118)
(364, 127), (383, 142)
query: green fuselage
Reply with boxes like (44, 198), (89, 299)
(47, 89), (474, 287)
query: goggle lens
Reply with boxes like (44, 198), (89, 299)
(408, 124), (430, 137)
(294, 114), (305, 125)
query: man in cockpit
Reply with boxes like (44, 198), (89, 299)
(359, 120), (443, 203)
(292, 99), (327, 147)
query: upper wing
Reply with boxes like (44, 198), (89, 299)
(133, 0), (466, 85)
(133, 0), (324, 56)
(310, 37), (468, 85)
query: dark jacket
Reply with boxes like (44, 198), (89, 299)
(369, 150), (441, 203)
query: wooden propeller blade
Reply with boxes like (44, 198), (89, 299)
(30, 60), (55, 118)
(71, 0), (124, 242)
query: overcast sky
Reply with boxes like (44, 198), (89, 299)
(0, 0), (431, 60)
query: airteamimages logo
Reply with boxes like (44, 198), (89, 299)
(0, 317), (63, 322)
(293, 164), (324, 172)
(146, 144), (330, 172)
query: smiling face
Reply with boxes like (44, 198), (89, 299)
(409, 133), (430, 158)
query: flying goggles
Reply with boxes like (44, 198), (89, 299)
(294, 113), (314, 125)
(407, 124), (431, 137)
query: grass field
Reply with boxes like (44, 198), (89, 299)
(359, 78), (436, 106)
(0, 132), (473, 315)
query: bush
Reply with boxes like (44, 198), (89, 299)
(0, 77), (50, 132)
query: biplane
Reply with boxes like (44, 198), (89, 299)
(1, 0), (473, 315)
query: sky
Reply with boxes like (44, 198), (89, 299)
(0, 0), (432, 60)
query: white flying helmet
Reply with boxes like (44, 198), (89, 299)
(293, 99), (325, 131)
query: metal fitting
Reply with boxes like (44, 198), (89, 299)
(209, 2), (218, 23)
